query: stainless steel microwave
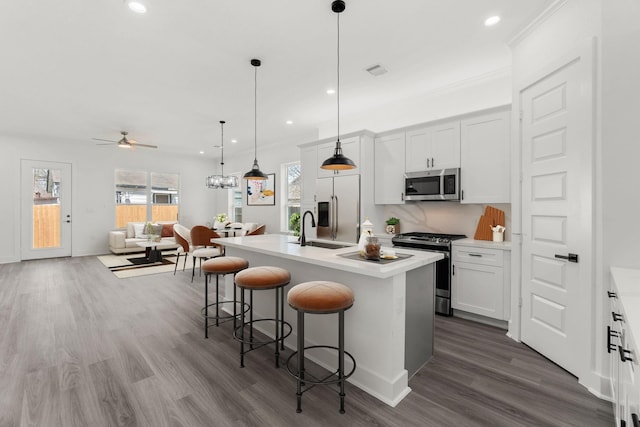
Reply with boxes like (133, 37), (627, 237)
(404, 168), (460, 201)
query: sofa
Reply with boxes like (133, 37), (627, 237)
(108, 222), (180, 254)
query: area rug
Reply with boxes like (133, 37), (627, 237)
(97, 252), (186, 279)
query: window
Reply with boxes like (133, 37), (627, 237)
(151, 172), (179, 223)
(281, 161), (301, 233)
(115, 169), (179, 227)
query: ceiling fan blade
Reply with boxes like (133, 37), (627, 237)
(96, 142), (117, 146)
(92, 138), (118, 143)
(131, 143), (158, 149)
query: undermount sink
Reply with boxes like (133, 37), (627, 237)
(290, 240), (352, 250)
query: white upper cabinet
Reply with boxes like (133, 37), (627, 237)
(300, 145), (317, 205)
(460, 109), (510, 204)
(374, 132), (406, 204)
(317, 136), (360, 178)
(405, 120), (460, 172)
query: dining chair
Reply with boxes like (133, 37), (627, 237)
(190, 225), (225, 282)
(172, 224), (192, 275)
(245, 224), (266, 236)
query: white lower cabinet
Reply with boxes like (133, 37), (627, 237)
(608, 271), (640, 427)
(452, 245), (510, 321)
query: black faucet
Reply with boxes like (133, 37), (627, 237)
(300, 210), (316, 246)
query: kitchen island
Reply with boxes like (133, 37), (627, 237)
(216, 234), (443, 406)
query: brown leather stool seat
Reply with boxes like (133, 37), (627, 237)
(235, 266), (291, 290)
(287, 281), (354, 313)
(233, 266), (292, 368)
(202, 256), (249, 275)
(286, 281), (356, 414)
(200, 257), (249, 338)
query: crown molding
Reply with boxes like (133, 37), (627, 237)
(507, 0), (569, 48)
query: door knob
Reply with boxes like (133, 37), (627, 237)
(554, 253), (578, 263)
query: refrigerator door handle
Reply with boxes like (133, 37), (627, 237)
(333, 196), (338, 240)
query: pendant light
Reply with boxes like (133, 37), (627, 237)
(320, 0), (356, 171)
(243, 59), (268, 180)
(206, 120), (239, 189)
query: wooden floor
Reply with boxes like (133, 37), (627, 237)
(0, 256), (613, 427)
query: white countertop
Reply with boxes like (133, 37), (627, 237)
(216, 234), (443, 279)
(453, 238), (512, 251)
(611, 267), (640, 346)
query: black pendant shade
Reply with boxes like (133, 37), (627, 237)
(320, 139), (356, 169)
(320, 0), (356, 171)
(244, 58), (268, 180)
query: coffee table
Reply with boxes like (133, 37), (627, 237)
(136, 241), (176, 263)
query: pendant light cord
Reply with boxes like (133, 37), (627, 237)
(336, 12), (341, 145)
(254, 64), (258, 163)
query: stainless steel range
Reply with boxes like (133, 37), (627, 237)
(392, 232), (466, 316)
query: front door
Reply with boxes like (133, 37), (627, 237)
(520, 44), (594, 378)
(21, 160), (72, 260)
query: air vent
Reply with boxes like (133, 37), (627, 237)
(365, 64), (388, 76)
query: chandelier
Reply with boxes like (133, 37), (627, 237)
(206, 120), (238, 189)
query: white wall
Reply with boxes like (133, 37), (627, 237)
(317, 72), (512, 139)
(602, 1), (640, 269)
(0, 136), (216, 263)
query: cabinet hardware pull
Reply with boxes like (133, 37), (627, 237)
(469, 253), (482, 257)
(432, 157), (434, 167)
(401, 192), (404, 201)
(632, 413), (639, 427)
(554, 253), (579, 263)
(426, 158), (430, 168)
(607, 291), (617, 299)
(461, 190), (464, 200)
(618, 345), (634, 363)
(452, 264), (455, 276)
(607, 326), (619, 353)
(612, 312), (624, 322)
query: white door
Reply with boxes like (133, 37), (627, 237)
(21, 160), (72, 260)
(520, 46), (593, 378)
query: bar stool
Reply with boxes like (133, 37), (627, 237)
(286, 281), (356, 414)
(233, 266), (292, 368)
(200, 257), (249, 338)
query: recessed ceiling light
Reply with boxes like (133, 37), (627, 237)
(231, 139), (237, 143)
(199, 150), (205, 154)
(127, 1), (147, 14)
(286, 120), (293, 125)
(484, 15), (501, 26)
(326, 89), (336, 95)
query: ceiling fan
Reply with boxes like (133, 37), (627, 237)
(92, 131), (157, 149)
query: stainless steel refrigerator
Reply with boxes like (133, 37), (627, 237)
(316, 174), (360, 243)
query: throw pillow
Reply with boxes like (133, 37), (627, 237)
(161, 224), (174, 237)
(133, 223), (145, 238)
(152, 224), (163, 235)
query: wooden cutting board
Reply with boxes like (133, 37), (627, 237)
(474, 206), (505, 240)
(474, 215), (493, 240)
(485, 206), (505, 227)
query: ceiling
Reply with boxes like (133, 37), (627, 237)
(0, 0), (552, 159)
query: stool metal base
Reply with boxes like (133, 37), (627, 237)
(286, 309), (355, 414)
(233, 286), (292, 368)
(285, 345), (356, 413)
(203, 271), (248, 338)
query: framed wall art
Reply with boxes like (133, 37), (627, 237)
(246, 173), (275, 206)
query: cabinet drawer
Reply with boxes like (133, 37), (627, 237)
(452, 246), (503, 267)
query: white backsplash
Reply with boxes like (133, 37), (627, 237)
(382, 203), (512, 241)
